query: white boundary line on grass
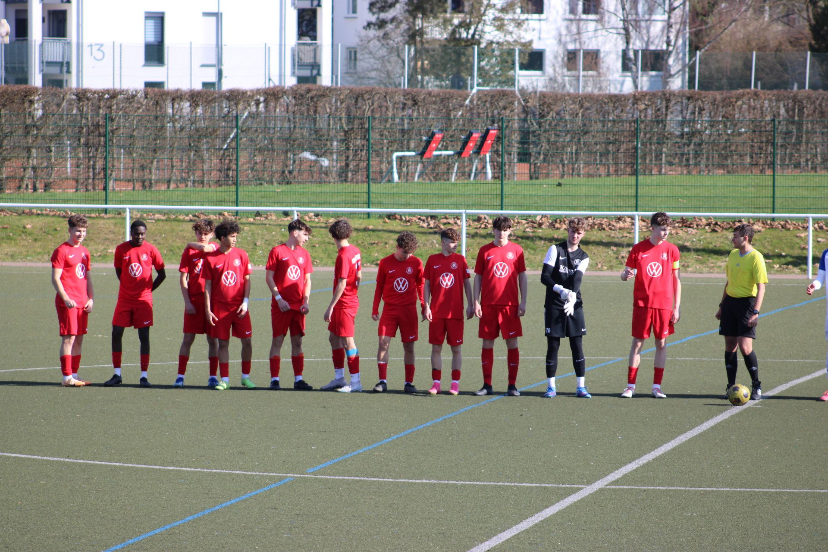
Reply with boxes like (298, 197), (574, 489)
(467, 368), (826, 552)
(0, 451), (826, 495)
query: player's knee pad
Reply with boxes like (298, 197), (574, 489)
(346, 348), (358, 357)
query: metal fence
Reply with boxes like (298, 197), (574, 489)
(1, 114), (827, 213)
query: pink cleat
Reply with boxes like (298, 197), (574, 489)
(428, 382), (441, 395)
(449, 382), (459, 396)
(819, 390), (828, 402)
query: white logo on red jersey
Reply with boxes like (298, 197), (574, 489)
(234, 259), (241, 266)
(286, 265), (301, 281)
(406, 266), (413, 275)
(194, 259), (203, 274)
(439, 272), (455, 289)
(661, 252), (668, 260)
(75, 264), (86, 279)
(450, 262), (458, 269)
(128, 263), (143, 278)
(393, 277), (409, 293)
(141, 253), (148, 261)
(507, 252), (515, 259)
(493, 262), (509, 278)
(646, 262), (663, 277)
(298, 256), (305, 265)
(222, 271), (238, 286)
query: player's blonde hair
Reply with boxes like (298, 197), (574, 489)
(568, 217), (588, 232)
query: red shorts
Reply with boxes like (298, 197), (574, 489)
(183, 294), (208, 335)
(478, 305), (523, 340)
(378, 303), (419, 342)
(631, 305), (674, 339)
(429, 318), (464, 346)
(328, 305), (357, 337)
(56, 304), (89, 336)
(210, 307), (253, 341)
(112, 301), (153, 328)
(271, 307), (306, 337)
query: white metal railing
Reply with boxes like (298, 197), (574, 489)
(3, 203), (827, 278)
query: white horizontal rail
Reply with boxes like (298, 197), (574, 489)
(3, 203), (826, 279)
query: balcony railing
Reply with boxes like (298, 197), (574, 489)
(41, 38), (71, 74)
(292, 41), (321, 76)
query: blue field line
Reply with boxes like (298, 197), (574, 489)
(250, 280), (376, 301)
(103, 294), (825, 550)
(102, 478), (294, 552)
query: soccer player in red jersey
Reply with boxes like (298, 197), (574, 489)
(423, 228), (473, 395)
(204, 219), (255, 390)
(620, 211), (682, 398)
(371, 231), (425, 394)
(265, 219), (314, 391)
(51, 214), (94, 387)
(322, 219), (363, 393)
(473, 216), (528, 397)
(105, 220), (166, 388)
(175, 219), (219, 388)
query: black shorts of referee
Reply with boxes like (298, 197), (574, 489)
(718, 294), (757, 339)
(544, 305), (586, 338)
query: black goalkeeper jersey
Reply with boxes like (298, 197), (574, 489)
(542, 241), (590, 308)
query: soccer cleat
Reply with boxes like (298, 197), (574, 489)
(427, 382), (441, 395)
(173, 377), (185, 388)
(240, 378), (256, 389)
(338, 382), (363, 393)
(404, 383), (418, 394)
(215, 380), (229, 390)
(207, 376), (219, 388)
(651, 387), (667, 399)
(104, 374), (122, 387)
(373, 381), (387, 393)
(507, 385), (521, 397)
(320, 378), (347, 391)
(449, 382), (459, 396)
(751, 380), (762, 400)
(61, 377), (87, 387)
(73, 377), (91, 385)
(621, 385), (635, 398)
(139, 377), (152, 388)
(293, 379), (313, 391)
(724, 385), (732, 400)
(543, 386), (557, 398)
(269, 380), (281, 390)
(576, 386), (592, 398)
(819, 390), (828, 402)
(474, 384), (494, 396)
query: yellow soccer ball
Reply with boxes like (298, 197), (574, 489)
(728, 383), (751, 406)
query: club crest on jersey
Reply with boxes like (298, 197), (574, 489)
(506, 251), (515, 260)
(298, 257), (305, 264)
(646, 261), (663, 277)
(194, 259), (203, 274)
(128, 263), (142, 278)
(141, 253), (148, 261)
(286, 265), (301, 281)
(439, 272), (455, 289)
(234, 259), (241, 266)
(393, 277), (409, 293)
(493, 262), (509, 278)
(222, 271), (238, 286)
(406, 266), (413, 275)
(75, 264), (86, 278)
(661, 252), (668, 260)
(450, 262), (458, 269)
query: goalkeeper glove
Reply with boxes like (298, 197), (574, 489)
(563, 293), (576, 316)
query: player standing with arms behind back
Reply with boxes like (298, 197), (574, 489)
(620, 212), (681, 398)
(716, 224), (767, 400)
(423, 228), (474, 395)
(806, 245), (828, 401)
(51, 214), (94, 386)
(473, 216), (528, 397)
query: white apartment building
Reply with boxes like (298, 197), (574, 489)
(0, 0), (334, 89)
(331, 0), (689, 93)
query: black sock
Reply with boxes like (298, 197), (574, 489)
(725, 351), (738, 387)
(546, 337), (560, 378)
(743, 351), (759, 383)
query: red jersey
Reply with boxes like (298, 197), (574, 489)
(474, 241), (526, 306)
(372, 254), (425, 315)
(178, 242), (218, 297)
(333, 244), (361, 310)
(425, 252), (469, 319)
(51, 242), (91, 305)
(265, 243), (314, 310)
(204, 247), (252, 307)
(113, 241), (165, 305)
(625, 239), (681, 309)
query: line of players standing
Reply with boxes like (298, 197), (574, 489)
(50, 212), (828, 400)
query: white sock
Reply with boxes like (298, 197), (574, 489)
(271, 377), (279, 382)
(576, 377), (585, 388)
(652, 383), (661, 389)
(222, 376), (229, 383)
(334, 368), (345, 380)
(350, 373), (360, 384)
(114, 368), (121, 376)
(294, 375), (303, 382)
(141, 371), (148, 379)
(63, 375), (72, 382)
(547, 377), (555, 389)
(72, 373), (78, 378)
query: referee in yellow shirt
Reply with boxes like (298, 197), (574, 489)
(715, 224), (768, 400)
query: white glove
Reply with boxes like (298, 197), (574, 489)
(563, 293), (576, 316)
(553, 284), (572, 301)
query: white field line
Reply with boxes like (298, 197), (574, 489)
(0, 452), (825, 495)
(467, 368), (826, 552)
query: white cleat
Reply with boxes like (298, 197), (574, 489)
(621, 385), (635, 398)
(338, 382), (362, 393)
(321, 378), (347, 391)
(651, 387), (667, 399)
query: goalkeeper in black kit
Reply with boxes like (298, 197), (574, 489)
(541, 217), (591, 398)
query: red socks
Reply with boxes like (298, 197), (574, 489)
(270, 356), (281, 378)
(507, 348), (520, 386)
(292, 354), (304, 377)
(627, 366), (639, 385)
(404, 364), (416, 384)
(178, 355), (188, 376)
(140, 354), (150, 372)
(60, 355), (72, 377)
(241, 361), (251, 377)
(219, 362), (230, 379)
(71, 355), (81, 375)
(347, 354), (360, 375)
(112, 351), (122, 369)
(432, 369), (441, 382)
(451, 369), (461, 382)
(332, 348), (346, 369)
(653, 367), (665, 386)
(378, 362), (388, 380)
(481, 348), (494, 385)
(209, 356), (219, 377)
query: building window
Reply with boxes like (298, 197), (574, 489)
(621, 49), (666, 72)
(144, 13), (165, 66)
(569, 0), (600, 15)
(566, 50), (600, 72)
(47, 10), (67, 38)
(450, 0), (465, 13)
(202, 82), (216, 90)
(523, 0), (544, 14)
(144, 81), (165, 89)
(15, 10), (27, 40)
(519, 50), (544, 72)
(201, 13), (218, 67)
(346, 48), (358, 72)
(631, 0), (665, 16)
(346, 0), (358, 16)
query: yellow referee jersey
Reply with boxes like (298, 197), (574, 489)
(726, 249), (768, 298)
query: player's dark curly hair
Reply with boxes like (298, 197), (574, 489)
(568, 217), (588, 232)
(288, 219), (312, 234)
(328, 218), (353, 240)
(440, 228), (461, 242)
(396, 231), (418, 253)
(650, 212), (671, 227)
(492, 216), (512, 231)
(68, 214), (88, 229)
(130, 219), (147, 232)
(734, 223), (755, 243)
(192, 219), (214, 234)
(215, 219), (241, 239)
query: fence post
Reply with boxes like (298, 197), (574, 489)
(694, 50), (699, 90)
(808, 216), (813, 280)
(635, 117), (640, 211)
(805, 51), (811, 90)
(772, 118), (777, 214)
(367, 116), (373, 217)
(235, 113), (241, 214)
(751, 51), (756, 89)
(125, 207), (131, 241)
(104, 113), (110, 213)
(461, 211), (467, 258)
(500, 117), (506, 211)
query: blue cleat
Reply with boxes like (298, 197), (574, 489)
(543, 386), (557, 398)
(576, 386), (592, 398)
(207, 376), (219, 388)
(173, 376), (184, 388)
